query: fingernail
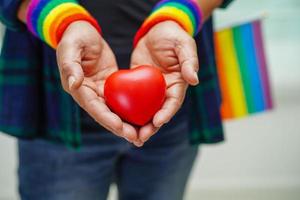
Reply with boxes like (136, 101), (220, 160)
(133, 141), (144, 147)
(68, 76), (76, 90)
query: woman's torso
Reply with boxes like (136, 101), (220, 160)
(81, 0), (159, 68)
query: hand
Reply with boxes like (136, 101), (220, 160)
(131, 21), (199, 146)
(56, 21), (138, 143)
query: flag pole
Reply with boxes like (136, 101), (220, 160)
(215, 12), (268, 32)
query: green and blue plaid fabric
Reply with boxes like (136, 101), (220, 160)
(0, 0), (233, 148)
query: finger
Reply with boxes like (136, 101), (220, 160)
(175, 37), (199, 86)
(85, 101), (138, 141)
(153, 97), (180, 128)
(139, 123), (160, 143)
(133, 140), (144, 147)
(78, 90), (138, 142)
(56, 40), (84, 91)
(101, 115), (138, 143)
(153, 84), (187, 127)
(84, 98), (123, 134)
(122, 122), (139, 142)
(72, 86), (138, 141)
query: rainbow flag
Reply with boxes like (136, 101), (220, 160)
(214, 19), (273, 120)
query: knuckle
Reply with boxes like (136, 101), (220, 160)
(60, 61), (72, 71)
(170, 98), (182, 109)
(59, 61), (74, 76)
(82, 98), (95, 110)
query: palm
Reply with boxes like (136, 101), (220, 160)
(131, 36), (188, 125)
(72, 40), (119, 131)
(130, 21), (199, 143)
(77, 39), (117, 103)
(57, 21), (138, 141)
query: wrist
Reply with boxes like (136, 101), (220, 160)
(17, 0), (30, 23)
(212, 0), (224, 7)
(26, 0), (101, 49)
(61, 20), (102, 44)
(134, 0), (203, 47)
(196, 0), (223, 20)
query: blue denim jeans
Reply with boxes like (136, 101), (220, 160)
(18, 101), (199, 200)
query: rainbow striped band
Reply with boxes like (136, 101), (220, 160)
(134, 0), (203, 47)
(26, 0), (102, 48)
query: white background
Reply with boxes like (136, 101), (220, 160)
(1, 0), (300, 199)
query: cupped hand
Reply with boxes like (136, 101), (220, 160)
(131, 21), (199, 146)
(56, 21), (138, 143)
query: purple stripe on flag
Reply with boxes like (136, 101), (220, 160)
(253, 20), (273, 109)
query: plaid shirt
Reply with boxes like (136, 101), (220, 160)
(0, 0), (232, 149)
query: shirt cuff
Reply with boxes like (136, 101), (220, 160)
(0, 0), (25, 31)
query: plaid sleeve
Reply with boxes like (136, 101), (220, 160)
(219, 0), (234, 8)
(0, 0), (25, 31)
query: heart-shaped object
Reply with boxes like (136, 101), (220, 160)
(104, 65), (166, 126)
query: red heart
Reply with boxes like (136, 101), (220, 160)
(104, 65), (166, 126)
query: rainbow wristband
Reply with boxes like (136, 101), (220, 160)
(134, 0), (203, 47)
(26, 0), (102, 48)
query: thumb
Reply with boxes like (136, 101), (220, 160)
(56, 40), (84, 92)
(175, 37), (199, 86)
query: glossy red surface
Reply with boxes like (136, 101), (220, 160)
(104, 65), (166, 126)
